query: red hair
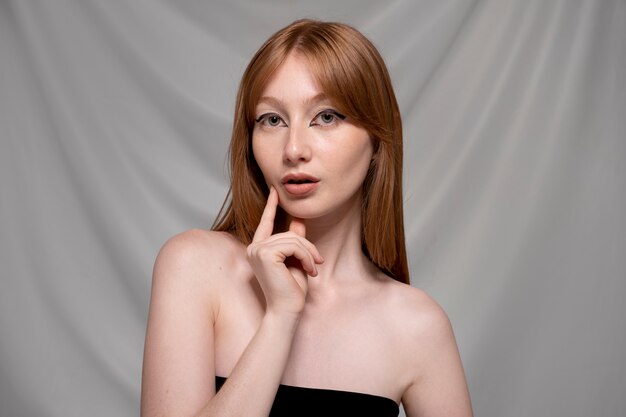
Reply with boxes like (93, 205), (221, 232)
(212, 19), (409, 284)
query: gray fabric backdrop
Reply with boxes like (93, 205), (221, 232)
(1, 1), (625, 416)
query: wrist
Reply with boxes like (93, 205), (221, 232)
(262, 309), (301, 335)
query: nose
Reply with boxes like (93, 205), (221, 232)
(283, 124), (311, 164)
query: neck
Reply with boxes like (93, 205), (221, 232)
(294, 197), (376, 293)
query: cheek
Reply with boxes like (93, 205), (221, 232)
(251, 135), (272, 177)
(326, 135), (373, 178)
(349, 149), (374, 184)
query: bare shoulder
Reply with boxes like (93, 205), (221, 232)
(156, 229), (244, 268)
(381, 281), (473, 416)
(142, 230), (248, 415)
(151, 230), (248, 310)
(383, 280), (452, 341)
(154, 230), (245, 281)
(379, 280), (458, 373)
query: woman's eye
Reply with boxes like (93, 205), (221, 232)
(311, 110), (346, 126)
(267, 115), (281, 126)
(255, 113), (286, 127)
(321, 113), (335, 123)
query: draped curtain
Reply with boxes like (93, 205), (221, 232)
(1, 1), (624, 416)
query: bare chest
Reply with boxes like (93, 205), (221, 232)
(213, 284), (408, 402)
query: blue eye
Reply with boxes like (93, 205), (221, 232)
(311, 110), (346, 126)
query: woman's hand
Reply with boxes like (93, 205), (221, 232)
(246, 187), (324, 317)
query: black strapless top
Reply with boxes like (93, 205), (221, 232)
(215, 376), (399, 417)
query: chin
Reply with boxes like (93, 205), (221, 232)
(281, 201), (355, 223)
(278, 200), (322, 218)
(277, 190), (361, 222)
(280, 206), (322, 220)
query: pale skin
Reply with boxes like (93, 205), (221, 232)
(141, 53), (473, 417)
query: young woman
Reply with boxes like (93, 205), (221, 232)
(141, 19), (473, 417)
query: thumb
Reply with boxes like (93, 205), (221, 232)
(288, 217), (306, 238)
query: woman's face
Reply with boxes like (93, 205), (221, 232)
(252, 53), (374, 221)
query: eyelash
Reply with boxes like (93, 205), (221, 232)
(255, 109), (346, 128)
(255, 113), (285, 127)
(311, 110), (346, 126)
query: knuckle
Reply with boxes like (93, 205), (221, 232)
(254, 245), (272, 259)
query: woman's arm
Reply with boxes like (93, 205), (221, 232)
(401, 299), (473, 417)
(141, 189), (322, 417)
(140, 230), (220, 416)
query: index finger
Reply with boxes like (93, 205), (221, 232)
(252, 186), (278, 243)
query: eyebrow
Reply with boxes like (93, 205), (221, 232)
(256, 92), (330, 108)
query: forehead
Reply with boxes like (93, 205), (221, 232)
(257, 53), (326, 105)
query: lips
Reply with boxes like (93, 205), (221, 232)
(281, 173), (320, 196)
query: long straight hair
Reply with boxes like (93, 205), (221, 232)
(212, 19), (409, 284)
